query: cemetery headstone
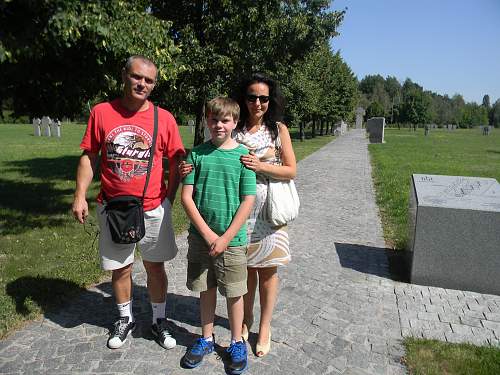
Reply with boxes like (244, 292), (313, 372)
(50, 118), (60, 137)
(340, 120), (347, 135)
(41, 116), (52, 137)
(408, 174), (500, 295)
(32, 118), (41, 137)
(366, 117), (385, 143)
(188, 119), (195, 134)
(355, 107), (365, 129)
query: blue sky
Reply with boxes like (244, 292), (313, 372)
(329, 0), (500, 104)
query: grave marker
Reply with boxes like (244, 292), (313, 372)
(408, 174), (500, 295)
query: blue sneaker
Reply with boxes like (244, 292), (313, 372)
(226, 340), (248, 374)
(182, 336), (215, 368)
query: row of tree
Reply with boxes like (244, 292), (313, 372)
(358, 74), (500, 128)
(0, 0), (358, 145)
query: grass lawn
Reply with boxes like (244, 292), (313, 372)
(369, 128), (500, 374)
(0, 122), (333, 338)
(369, 128), (500, 250)
(404, 338), (500, 375)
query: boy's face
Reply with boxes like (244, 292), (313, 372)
(207, 112), (237, 144)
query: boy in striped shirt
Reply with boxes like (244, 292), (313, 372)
(181, 97), (256, 374)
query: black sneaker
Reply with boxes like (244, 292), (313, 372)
(151, 318), (176, 349)
(226, 340), (248, 374)
(181, 335), (215, 368)
(107, 317), (136, 349)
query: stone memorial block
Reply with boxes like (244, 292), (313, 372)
(355, 107), (365, 129)
(366, 117), (385, 143)
(50, 119), (59, 137)
(408, 174), (500, 295)
(340, 120), (347, 135)
(32, 118), (41, 136)
(41, 116), (52, 136)
(188, 119), (195, 133)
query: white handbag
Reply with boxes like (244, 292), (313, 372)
(265, 124), (300, 226)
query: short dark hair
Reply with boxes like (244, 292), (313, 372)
(235, 72), (285, 140)
(206, 97), (240, 122)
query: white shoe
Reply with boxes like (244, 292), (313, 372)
(107, 317), (135, 349)
(152, 318), (176, 349)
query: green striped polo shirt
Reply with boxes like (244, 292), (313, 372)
(183, 141), (256, 246)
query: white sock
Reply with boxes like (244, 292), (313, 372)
(204, 336), (214, 342)
(117, 300), (133, 322)
(152, 301), (166, 323)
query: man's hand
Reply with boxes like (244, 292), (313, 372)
(209, 235), (229, 257)
(72, 196), (89, 224)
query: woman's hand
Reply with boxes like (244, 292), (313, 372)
(178, 160), (193, 179)
(240, 153), (262, 173)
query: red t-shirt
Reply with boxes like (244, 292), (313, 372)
(80, 99), (185, 211)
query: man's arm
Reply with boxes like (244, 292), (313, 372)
(209, 194), (255, 256)
(72, 151), (99, 224)
(181, 184), (219, 245)
(166, 153), (183, 204)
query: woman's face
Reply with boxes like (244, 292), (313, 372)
(245, 82), (270, 122)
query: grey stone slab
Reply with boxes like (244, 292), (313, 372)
(366, 117), (385, 143)
(408, 174), (500, 295)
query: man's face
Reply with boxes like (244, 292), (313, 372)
(122, 59), (157, 103)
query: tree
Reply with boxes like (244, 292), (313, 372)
(490, 99), (500, 128)
(151, 0), (345, 145)
(0, 0), (181, 119)
(482, 94), (491, 109)
(399, 79), (431, 125)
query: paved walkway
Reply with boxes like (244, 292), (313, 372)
(1, 129), (500, 374)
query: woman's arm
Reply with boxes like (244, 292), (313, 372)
(240, 123), (297, 180)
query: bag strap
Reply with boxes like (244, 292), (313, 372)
(274, 122), (282, 164)
(141, 105), (158, 202)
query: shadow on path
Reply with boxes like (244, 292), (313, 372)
(6, 276), (229, 349)
(335, 242), (411, 282)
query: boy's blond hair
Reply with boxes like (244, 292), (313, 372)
(206, 97), (240, 122)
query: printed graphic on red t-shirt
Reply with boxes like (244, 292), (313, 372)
(105, 125), (153, 182)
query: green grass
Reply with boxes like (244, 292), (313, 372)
(0, 123), (333, 338)
(369, 128), (500, 249)
(404, 338), (500, 375)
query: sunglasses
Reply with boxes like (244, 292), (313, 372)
(246, 94), (270, 103)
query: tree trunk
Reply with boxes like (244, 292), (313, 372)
(299, 121), (305, 141)
(311, 118), (316, 138)
(194, 96), (206, 146)
(319, 118), (324, 135)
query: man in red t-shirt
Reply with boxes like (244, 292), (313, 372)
(72, 56), (185, 350)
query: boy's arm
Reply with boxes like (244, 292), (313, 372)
(181, 184), (219, 245)
(166, 153), (182, 204)
(209, 194), (255, 256)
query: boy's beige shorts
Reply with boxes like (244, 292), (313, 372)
(186, 233), (248, 298)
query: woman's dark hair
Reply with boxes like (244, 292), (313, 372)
(234, 72), (285, 140)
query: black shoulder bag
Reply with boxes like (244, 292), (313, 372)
(104, 106), (158, 244)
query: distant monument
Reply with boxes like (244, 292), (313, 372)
(355, 107), (365, 129)
(366, 117), (385, 143)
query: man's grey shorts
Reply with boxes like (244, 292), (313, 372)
(97, 199), (178, 270)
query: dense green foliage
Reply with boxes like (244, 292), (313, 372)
(0, 0), (181, 119)
(359, 75), (496, 128)
(404, 338), (500, 375)
(369, 128), (500, 249)
(0, 1), (358, 145)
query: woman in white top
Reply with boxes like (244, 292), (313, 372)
(235, 73), (296, 357)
